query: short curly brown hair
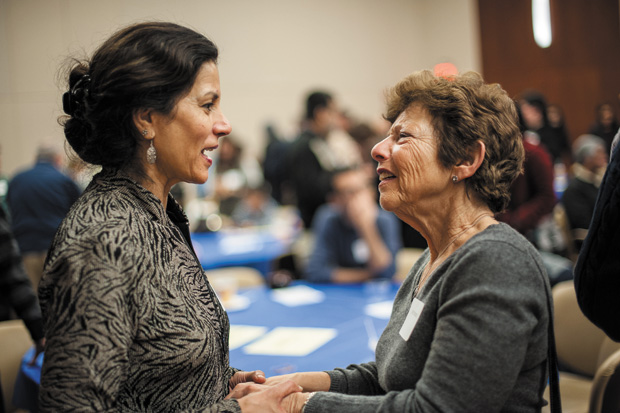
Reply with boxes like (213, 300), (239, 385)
(384, 70), (524, 213)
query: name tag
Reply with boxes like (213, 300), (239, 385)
(399, 298), (425, 340)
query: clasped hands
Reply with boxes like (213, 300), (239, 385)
(227, 371), (327, 413)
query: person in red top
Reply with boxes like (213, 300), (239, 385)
(496, 110), (573, 286)
(496, 137), (556, 236)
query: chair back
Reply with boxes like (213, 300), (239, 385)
(0, 320), (32, 413)
(552, 281), (607, 376)
(589, 348), (620, 413)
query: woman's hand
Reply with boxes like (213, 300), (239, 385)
(281, 391), (311, 413)
(264, 372), (330, 393)
(229, 370), (266, 392)
(227, 380), (302, 412)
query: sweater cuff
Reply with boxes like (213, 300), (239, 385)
(326, 369), (347, 393)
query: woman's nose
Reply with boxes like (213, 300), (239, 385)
(371, 137), (390, 162)
(215, 113), (232, 138)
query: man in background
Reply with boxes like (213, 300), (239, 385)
(287, 91), (341, 228)
(561, 134), (608, 252)
(6, 141), (81, 289)
(304, 167), (401, 283)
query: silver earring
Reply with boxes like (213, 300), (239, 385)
(452, 175), (458, 183)
(147, 140), (157, 164)
(141, 129), (148, 136)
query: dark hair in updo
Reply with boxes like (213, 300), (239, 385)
(60, 22), (218, 174)
(384, 70), (524, 213)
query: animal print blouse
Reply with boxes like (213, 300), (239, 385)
(38, 169), (241, 412)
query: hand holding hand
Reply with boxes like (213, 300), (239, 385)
(229, 370), (266, 392)
(227, 380), (302, 413)
(281, 391), (312, 413)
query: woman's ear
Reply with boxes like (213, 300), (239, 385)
(453, 140), (486, 181)
(132, 108), (154, 136)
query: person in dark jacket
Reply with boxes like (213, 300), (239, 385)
(561, 134), (607, 251)
(574, 127), (620, 341)
(0, 204), (45, 350)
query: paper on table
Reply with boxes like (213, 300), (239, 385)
(364, 300), (394, 319)
(270, 285), (325, 307)
(243, 327), (337, 356)
(229, 325), (268, 350)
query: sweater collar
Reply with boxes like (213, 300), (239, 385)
(91, 168), (186, 224)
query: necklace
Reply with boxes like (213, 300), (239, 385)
(414, 213), (493, 295)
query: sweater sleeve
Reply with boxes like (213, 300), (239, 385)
(39, 224), (242, 413)
(39, 223), (139, 412)
(305, 235), (549, 412)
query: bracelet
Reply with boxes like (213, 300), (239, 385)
(301, 392), (316, 412)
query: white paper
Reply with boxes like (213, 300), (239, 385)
(364, 300), (394, 319)
(243, 327), (337, 356)
(229, 325), (268, 350)
(270, 285), (325, 307)
(399, 298), (425, 340)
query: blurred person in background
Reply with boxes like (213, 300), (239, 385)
(6, 140), (81, 289)
(304, 166), (401, 284)
(497, 105), (573, 285)
(0, 203), (45, 354)
(213, 134), (263, 216)
(546, 103), (572, 167)
(561, 134), (608, 252)
(588, 102), (619, 154)
(574, 127), (620, 342)
(519, 91), (571, 167)
(287, 91), (341, 228)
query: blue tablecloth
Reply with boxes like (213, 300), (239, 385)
(15, 281), (400, 409)
(191, 228), (293, 275)
(227, 282), (399, 375)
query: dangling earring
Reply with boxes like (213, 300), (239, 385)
(147, 140), (157, 164)
(452, 175), (458, 183)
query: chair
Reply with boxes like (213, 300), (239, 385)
(543, 281), (620, 413)
(0, 320), (33, 413)
(590, 348), (620, 412)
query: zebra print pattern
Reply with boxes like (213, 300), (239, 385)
(39, 169), (241, 412)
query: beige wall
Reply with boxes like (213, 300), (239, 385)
(0, 0), (480, 176)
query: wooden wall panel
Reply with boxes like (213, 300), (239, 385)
(478, 0), (620, 144)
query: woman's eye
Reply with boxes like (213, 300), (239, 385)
(202, 103), (214, 112)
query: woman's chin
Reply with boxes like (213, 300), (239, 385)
(378, 197), (396, 212)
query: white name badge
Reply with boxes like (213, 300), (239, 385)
(399, 298), (425, 341)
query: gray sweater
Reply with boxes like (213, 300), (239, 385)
(305, 223), (550, 413)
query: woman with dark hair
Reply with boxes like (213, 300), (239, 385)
(253, 71), (556, 412)
(39, 22), (299, 412)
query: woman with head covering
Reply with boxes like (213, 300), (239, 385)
(251, 70), (554, 412)
(39, 22), (299, 412)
